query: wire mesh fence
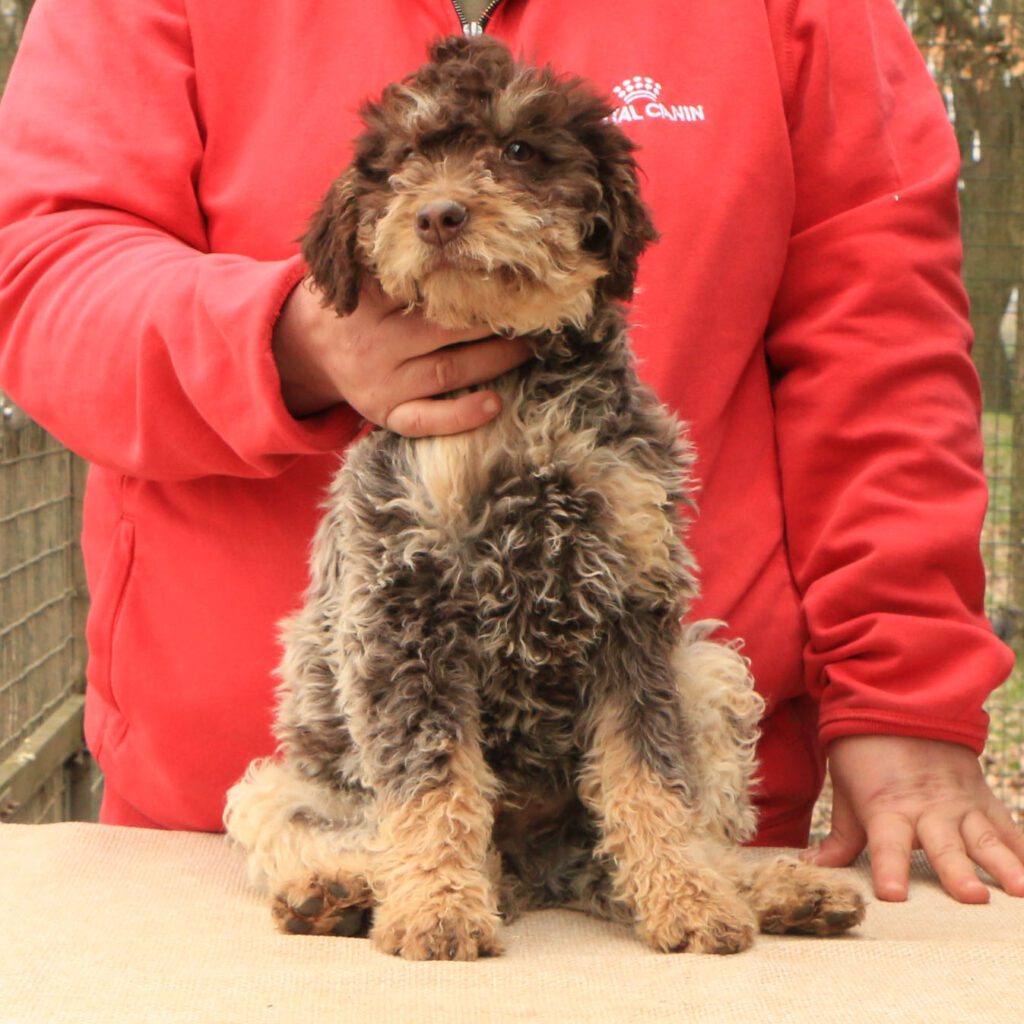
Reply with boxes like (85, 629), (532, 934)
(0, 420), (77, 760)
(0, 405), (95, 823)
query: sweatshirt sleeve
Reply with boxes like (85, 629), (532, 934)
(763, 0), (1013, 752)
(0, 0), (362, 481)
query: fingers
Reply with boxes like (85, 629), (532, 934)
(863, 812), (917, 902)
(865, 806), (1024, 904)
(803, 786), (867, 869)
(815, 799), (969, 904)
(986, 798), (1024, 866)
(373, 335), (531, 436)
(960, 808), (1024, 898)
(360, 281), (495, 357)
(914, 811), (988, 904)
(317, 280), (533, 434)
(385, 391), (503, 438)
(394, 335), (533, 402)
(381, 315), (493, 360)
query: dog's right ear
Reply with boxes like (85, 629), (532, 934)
(301, 169), (363, 316)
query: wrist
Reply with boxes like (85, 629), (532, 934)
(272, 278), (344, 418)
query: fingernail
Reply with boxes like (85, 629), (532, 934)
(481, 397), (500, 416)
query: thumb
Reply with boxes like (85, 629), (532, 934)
(803, 786), (867, 868)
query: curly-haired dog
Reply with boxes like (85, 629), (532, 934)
(225, 36), (865, 959)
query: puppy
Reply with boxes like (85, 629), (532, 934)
(225, 36), (865, 960)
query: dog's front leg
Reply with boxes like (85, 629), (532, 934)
(578, 632), (757, 954)
(368, 728), (503, 961)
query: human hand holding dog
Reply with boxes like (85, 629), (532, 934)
(803, 735), (1024, 903)
(273, 276), (532, 434)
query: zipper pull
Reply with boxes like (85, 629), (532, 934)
(450, 0), (501, 35)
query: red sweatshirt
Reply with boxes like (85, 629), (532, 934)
(0, 0), (1011, 839)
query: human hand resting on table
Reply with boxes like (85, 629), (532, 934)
(272, 277), (532, 434)
(803, 735), (1024, 903)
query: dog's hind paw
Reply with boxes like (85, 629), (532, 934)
(749, 858), (866, 936)
(272, 872), (373, 938)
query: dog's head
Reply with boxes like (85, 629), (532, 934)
(303, 36), (657, 335)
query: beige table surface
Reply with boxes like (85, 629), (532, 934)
(1, 822), (1022, 1024)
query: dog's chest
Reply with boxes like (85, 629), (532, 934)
(387, 386), (683, 781)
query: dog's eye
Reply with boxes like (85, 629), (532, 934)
(502, 140), (535, 163)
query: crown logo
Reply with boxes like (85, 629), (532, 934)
(612, 76), (662, 105)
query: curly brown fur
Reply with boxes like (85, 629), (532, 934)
(225, 36), (865, 959)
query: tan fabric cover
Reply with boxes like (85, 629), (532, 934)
(1, 822), (1022, 1023)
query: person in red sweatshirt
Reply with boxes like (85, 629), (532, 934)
(0, 0), (1021, 904)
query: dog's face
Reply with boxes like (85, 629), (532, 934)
(303, 37), (657, 335)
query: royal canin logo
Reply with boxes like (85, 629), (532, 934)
(610, 77), (705, 125)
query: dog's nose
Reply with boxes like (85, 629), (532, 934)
(415, 200), (468, 246)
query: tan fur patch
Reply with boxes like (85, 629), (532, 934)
(579, 700), (757, 953)
(370, 741), (503, 960)
(409, 375), (520, 527)
(224, 759), (375, 894)
(390, 83), (442, 130)
(670, 629), (763, 844)
(586, 456), (681, 597)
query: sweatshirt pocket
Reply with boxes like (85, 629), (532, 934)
(84, 518), (136, 714)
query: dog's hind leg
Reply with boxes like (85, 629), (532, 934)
(224, 759), (376, 937)
(671, 631), (865, 937)
(716, 852), (867, 937)
(224, 502), (383, 936)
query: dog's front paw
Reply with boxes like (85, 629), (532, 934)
(371, 900), (503, 961)
(638, 880), (757, 955)
(751, 858), (866, 936)
(272, 872), (373, 937)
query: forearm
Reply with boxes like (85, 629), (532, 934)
(0, 212), (361, 479)
(764, 0), (1012, 744)
(272, 279), (348, 419)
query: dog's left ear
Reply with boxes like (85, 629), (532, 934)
(586, 125), (658, 302)
(301, 168), (364, 316)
